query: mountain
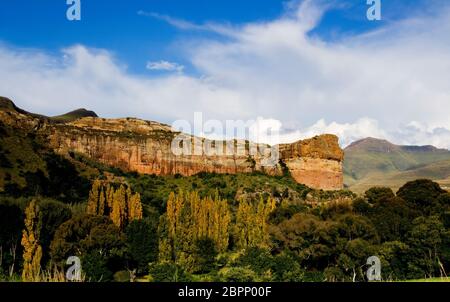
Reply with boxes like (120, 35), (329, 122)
(50, 108), (98, 122)
(344, 137), (450, 192)
(0, 97), (344, 191)
(0, 96), (98, 122)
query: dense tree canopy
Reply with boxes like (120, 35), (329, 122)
(2, 172), (450, 282)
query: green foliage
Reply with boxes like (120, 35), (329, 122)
(50, 215), (127, 282)
(368, 197), (414, 242)
(37, 199), (72, 267)
(218, 266), (260, 282)
(3, 121), (450, 283)
(234, 247), (273, 275)
(113, 270), (131, 282)
(148, 262), (192, 282)
(193, 237), (218, 274)
(125, 217), (159, 274)
(344, 138), (450, 192)
(397, 179), (446, 214)
(0, 198), (25, 276)
(405, 215), (450, 279)
(365, 187), (395, 204)
(126, 172), (308, 214)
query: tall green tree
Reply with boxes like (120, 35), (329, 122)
(21, 200), (42, 281)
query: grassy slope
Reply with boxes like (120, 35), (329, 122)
(50, 109), (98, 122)
(344, 138), (450, 193)
(0, 121), (48, 191)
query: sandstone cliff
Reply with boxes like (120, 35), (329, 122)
(0, 97), (344, 190)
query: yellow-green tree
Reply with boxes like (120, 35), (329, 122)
(235, 196), (276, 249)
(21, 200), (43, 282)
(128, 191), (143, 222)
(111, 185), (127, 229)
(86, 181), (143, 229)
(160, 190), (231, 271)
(87, 180), (102, 215)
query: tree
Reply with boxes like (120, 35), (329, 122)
(406, 215), (449, 279)
(368, 197), (413, 242)
(364, 187), (395, 204)
(35, 199), (71, 268)
(193, 237), (218, 274)
(235, 196), (276, 250)
(161, 190), (231, 272)
(397, 179), (446, 215)
(0, 198), (24, 277)
(86, 181), (143, 229)
(50, 215), (127, 282)
(86, 180), (102, 215)
(148, 262), (192, 282)
(128, 192), (143, 222)
(376, 241), (410, 281)
(125, 218), (158, 274)
(21, 200), (42, 281)
(111, 185), (127, 229)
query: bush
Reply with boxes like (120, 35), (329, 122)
(365, 187), (395, 204)
(218, 267), (259, 282)
(148, 262), (192, 282)
(397, 179), (446, 214)
(125, 218), (159, 274)
(50, 215), (127, 282)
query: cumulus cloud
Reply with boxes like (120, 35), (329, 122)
(245, 117), (387, 147)
(1, 1), (450, 148)
(146, 60), (184, 73)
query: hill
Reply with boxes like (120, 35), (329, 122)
(50, 108), (98, 122)
(0, 96), (344, 191)
(344, 137), (450, 192)
(0, 97), (98, 123)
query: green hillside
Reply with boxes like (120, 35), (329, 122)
(344, 138), (450, 192)
(50, 108), (98, 122)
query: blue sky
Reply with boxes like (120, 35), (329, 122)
(0, 0), (450, 148)
(0, 0), (425, 74)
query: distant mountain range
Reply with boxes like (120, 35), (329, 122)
(0, 96), (98, 122)
(344, 137), (450, 192)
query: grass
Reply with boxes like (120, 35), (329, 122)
(344, 138), (450, 193)
(404, 277), (450, 282)
(50, 108), (97, 122)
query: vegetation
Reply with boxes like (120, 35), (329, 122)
(2, 118), (450, 282)
(344, 138), (450, 192)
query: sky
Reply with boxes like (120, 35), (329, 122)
(0, 0), (450, 148)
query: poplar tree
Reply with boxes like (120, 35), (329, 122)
(128, 192), (143, 222)
(21, 200), (43, 282)
(161, 190), (231, 271)
(86, 181), (143, 229)
(111, 185), (127, 229)
(157, 214), (173, 262)
(86, 180), (101, 215)
(235, 196), (276, 249)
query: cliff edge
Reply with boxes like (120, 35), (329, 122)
(0, 97), (344, 190)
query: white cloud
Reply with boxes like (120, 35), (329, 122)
(146, 60), (184, 73)
(138, 10), (236, 36)
(1, 1), (450, 149)
(246, 117), (387, 147)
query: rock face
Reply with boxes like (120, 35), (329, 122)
(0, 98), (344, 190)
(279, 135), (344, 191)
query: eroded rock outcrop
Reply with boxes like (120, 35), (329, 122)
(0, 97), (344, 190)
